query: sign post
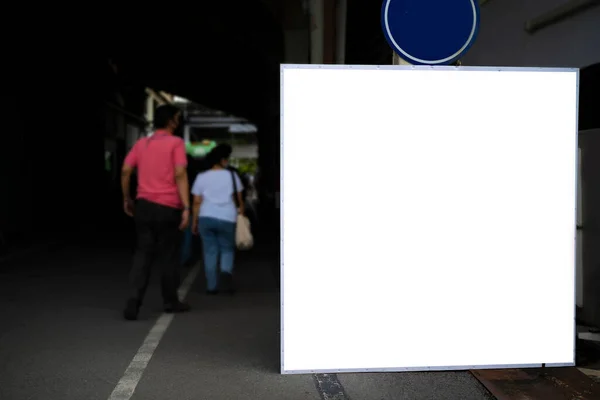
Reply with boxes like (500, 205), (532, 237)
(392, 51), (411, 66)
(381, 0), (481, 66)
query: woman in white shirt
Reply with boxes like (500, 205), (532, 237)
(191, 144), (244, 295)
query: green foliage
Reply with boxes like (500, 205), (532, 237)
(234, 158), (258, 175)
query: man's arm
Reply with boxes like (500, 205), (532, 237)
(173, 140), (190, 209)
(175, 166), (190, 209)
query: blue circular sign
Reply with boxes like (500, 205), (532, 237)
(381, 0), (480, 65)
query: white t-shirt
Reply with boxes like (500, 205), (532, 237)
(191, 169), (244, 223)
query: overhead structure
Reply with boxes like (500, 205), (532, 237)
(525, 0), (600, 34)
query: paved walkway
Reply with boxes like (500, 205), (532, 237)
(0, 239), (494, 400)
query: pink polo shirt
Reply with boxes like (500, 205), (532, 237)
(124, 130), (188, 209)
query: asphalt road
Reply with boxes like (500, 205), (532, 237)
(0, 238), (494, 400)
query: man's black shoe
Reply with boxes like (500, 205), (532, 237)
(123, 298), (140, 321)
(164, 301), (191, 313)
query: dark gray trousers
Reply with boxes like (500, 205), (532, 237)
(129, 199), (182, 305)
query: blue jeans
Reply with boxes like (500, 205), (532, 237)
(198, 217), (236, 291)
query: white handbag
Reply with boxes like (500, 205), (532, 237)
(235, 214), (254, 250)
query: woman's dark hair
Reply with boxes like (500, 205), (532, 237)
(206, 143), (233, 166)
(153, 104), (181, 129)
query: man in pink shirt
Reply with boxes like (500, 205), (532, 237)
(121, 104), (191, 320)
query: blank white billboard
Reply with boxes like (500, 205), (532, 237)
(280, 64), (579, 374)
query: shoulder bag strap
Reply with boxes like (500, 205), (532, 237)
(230, 168), (240, 208)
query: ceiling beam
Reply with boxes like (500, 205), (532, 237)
(525, 0), (599, 34)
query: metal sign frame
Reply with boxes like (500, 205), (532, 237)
(280, 63), (580, 374)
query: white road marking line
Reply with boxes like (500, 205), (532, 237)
(108, 263), (202, 400)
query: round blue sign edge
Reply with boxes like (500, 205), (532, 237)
(380, 0), (481, 65)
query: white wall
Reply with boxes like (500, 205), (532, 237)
(231, 144), (259, 159)
(464, 0), (600, 68)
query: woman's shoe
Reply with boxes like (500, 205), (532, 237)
(220, 272), (236, 295)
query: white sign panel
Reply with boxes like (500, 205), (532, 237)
(280, 65), (579, 374)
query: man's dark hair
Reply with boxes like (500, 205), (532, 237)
(153, 104), (181, 129)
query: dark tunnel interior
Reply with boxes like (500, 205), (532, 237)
(1, 1), (598, 254)
(1, 2), (287, 251)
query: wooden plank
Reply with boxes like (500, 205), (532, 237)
(470, 367), (600, 400)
